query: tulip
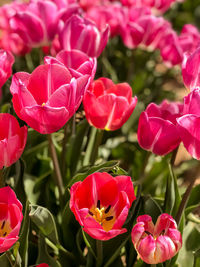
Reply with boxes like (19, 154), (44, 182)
(59, 15), (110, 57)
(70, 172), (136, 240)
(37, 264), (49, 267)
(85, 3), (126, 38)
(10, 50), (96, 134)
(0, 186), (23, 253)
(177, 89), (200, 159)
(131, 214), (182, 264)
(0, 113), (27, 169)
(0, 49), (15, 89)
(83, 78), (137, 131)
(182, 47), (200, 92)
(179, 24), (200, 54)
(10, 0), (59, 47)
(137, 100), (183, 155)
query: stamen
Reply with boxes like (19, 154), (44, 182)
(144, 231), (152, 235)
(88, 211), (93, 216)
(3, 232), (7, 237)
(1, 221), (5, 230)
(105, 205), (111, 214)
(105, 216), (113, 221)
(97, 200), (100, 209)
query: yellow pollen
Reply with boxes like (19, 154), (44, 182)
(0, 220), (12, 237)
(94, 207), (105, 222)
(41, 103), (46, 107)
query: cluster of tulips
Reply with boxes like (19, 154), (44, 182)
(0, 0), (199, 266)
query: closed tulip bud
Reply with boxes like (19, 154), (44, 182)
(0, 113), (27, 169)
(138, 100), (183, 155)
(83, 77), (137, 131)
(59, 15), (110, 57)
(0, 49), (14, 89)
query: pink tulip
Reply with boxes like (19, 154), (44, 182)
(37, 264), (49, 267)
(10, 0), (59, 47)
(0, 31), (31, 56)
(70, 172), (136, 240)
(83, 77), (137, 131)
(10, 50), (96, 134)
(177, 89), (200, 159)
(159, 30), (183, 67)
(182, 47), (200, 92)
(179, 24), (200, 54)
(0, 186), (23, 253)
(85, 3), (126, 37)
(59, 15), (110, 57)
(120, 0), (184, 14)
(137, 100), (183, 155)
(0, 113), (27, 169)
(132, 214), (182, 264)
(0, 49), (14, 89)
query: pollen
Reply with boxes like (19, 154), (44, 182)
(0, 220), (12, 238)
(41, 103), (46, 107)
(88, 200), (115, 232)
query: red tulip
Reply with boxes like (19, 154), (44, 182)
(0, 113), (27, 169)
(0, 186), (23, 253)
(132, 214), (182, 264)
(10, 50), (96, 134)
(59, 15), (110, 57)
(70, 172), (136, 240)
(37, 264), (49, 267)
(83, 78), (137, 131)
(0, 49), (14, 89)
(137, 100), (183, 155)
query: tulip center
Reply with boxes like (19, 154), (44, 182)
(0, 220), (12, 237)
(41, 103), (46, 107)
(88, 200), (115, 232)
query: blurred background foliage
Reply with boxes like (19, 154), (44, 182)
(0, 0), (200, 266)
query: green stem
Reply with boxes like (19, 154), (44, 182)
(0, 169), (5, 187)
(175, 174), (197, 226)
(90, 129), (104, 165)
(170, 146), (179, 167)
(96, 240), (103, 267)
(48, 134), (64, 204)
(61, 124), (68, 177)
(25, 53), (34, 72)
(151, 265), (156, 267)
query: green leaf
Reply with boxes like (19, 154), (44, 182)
(143, 196), (162, 223)
(194, 248), (200, 267)
(36, 234), (61, 267)
(0, 253), (11, 267)
(29, 205), (59, 245)
(18, 201), (30, 267)
(68, 160), (119, 187)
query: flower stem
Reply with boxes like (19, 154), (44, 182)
(61, 124), (68, 177)
(0, 169), (5, 188)
(96, 240), (103, 267)
(175, 174), (197, 226)
(170, 146), (179, 167)
(48, 134), (64, 204)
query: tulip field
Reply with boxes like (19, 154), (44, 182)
(0, 0), (200, 266)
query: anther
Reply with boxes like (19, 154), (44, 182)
(105, 205), (111, 214)
(1, 221), (5, 230)
(88, 211), (93, 216)
(3, 232), (7, 237)
(97, 200), (100, 209)
(105, 216), (113, 221)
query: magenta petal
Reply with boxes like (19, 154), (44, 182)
(138, 112), (181, 155)
(182, 47), (200, 91)
(177, 114), (200, 159)
(22, 105), (69, 134)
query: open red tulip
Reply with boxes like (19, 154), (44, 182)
(70, 172), (136, 240)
